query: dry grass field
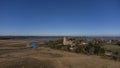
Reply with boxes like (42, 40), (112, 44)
(0, 40), (120, 68)
(103, 45), (120, 53)
(0, 40), (27, 48)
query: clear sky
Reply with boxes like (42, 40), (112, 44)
(0, 0), (120, 36)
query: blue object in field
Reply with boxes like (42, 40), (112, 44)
(31, 42), (38, 48)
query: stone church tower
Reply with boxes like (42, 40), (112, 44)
(63, 37), (67, 45)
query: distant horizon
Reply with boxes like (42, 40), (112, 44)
(1, 35), (120, 37)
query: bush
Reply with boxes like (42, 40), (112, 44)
(61, 45), (70, 51)
(75, 45), (86, 53)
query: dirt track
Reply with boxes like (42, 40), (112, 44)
(0, 47), (120, 68)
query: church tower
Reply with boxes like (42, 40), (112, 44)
(63, 37), (67, 45)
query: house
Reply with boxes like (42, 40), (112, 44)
(105, 51), (113, 56)
(81, 42), (88, 45)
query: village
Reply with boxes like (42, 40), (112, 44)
(0, 37), (120, 68)
(45, 37), (120, 61)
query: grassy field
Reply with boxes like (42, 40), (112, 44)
(103, 45), (120, 53)
(0, 40), (27, 47)
(0, 40), (120, 68)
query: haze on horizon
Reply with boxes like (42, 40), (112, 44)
(0, 0), (120, 36)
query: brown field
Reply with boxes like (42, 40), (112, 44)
(0, 40), (27, 47)
(0, 40), (120, 68)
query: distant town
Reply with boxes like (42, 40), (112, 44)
(45, 36), (120, 61)
(0, 36), (120, 68)
(1, 36), (119, 60)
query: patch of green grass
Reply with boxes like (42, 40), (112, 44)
(103, 45), (120, 53)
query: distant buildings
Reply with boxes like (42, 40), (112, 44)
(80, 41), (88, 45)
(63, 37), (73, 45)
(63, 37), (76, 50)
(63, 37), (88, 46)
(105, 51), (113, 56)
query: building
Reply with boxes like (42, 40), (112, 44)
(81, 42), (88, 45)
(63, 37), (67, 45)
(63, 37), (76, 50)
(105, 51), (113, 56)
(63, 37), (73, 45)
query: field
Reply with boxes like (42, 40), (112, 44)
(103, 45), (120, 53)
(0, 40), (120, 68)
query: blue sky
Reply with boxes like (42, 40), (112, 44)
(0, 0), (120, 36)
